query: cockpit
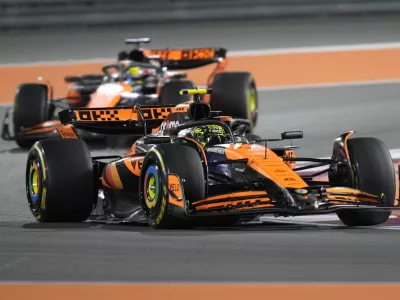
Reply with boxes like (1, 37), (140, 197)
(177, 123), (230, 147)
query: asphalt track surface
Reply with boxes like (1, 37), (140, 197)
(2, 82), (400, 281)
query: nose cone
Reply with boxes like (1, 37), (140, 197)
(284, 188), (319, 210)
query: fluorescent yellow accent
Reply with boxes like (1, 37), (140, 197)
(146, 196), (156, 209)
(41, 188), (47, 210)
(32, 170), (38, 194)
(34, 145), (46, 180)
(128, 66), (141, 76)
(247, 86), (257, 124)
(33, 145), (47, 211)
(155, 194), (167, 225)
(150, 149), (165, 173)
(148, 177), (156, 199)
(179, 88), (211, 95)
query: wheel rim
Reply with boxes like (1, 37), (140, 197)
(247, 85), (257, 126)
(27, 158), (42, 212)
(144, 165), (161, 217)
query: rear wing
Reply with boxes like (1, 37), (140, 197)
(58, 105), (177, 135)
(143, 47), (227, 70)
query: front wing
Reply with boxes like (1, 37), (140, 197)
(1, 108), (61, 142)
(182, 187), (400, 217)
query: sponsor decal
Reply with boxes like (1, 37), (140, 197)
(284, 178), (296, 181)
(207, 147), (225, 155)
(295, 188), (308, 195)
(169, 183), (180, 192)
(146, 48), (215, 61)
(132, 158), (143, 172)
(160, 120), (180, 130)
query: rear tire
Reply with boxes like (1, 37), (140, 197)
(209, 72), (258, 129)
(139, 143), (205, 229)
(26, 139), (95, 222)
(336, 137), (396, 226)
(13, 83), (49, 148)
(159, 79), (194, 105)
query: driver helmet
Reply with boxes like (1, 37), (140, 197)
(191, 124), (226, 147)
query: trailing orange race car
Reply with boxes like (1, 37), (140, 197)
(2, 38), (258, 148)
(25, 88), (399, 228)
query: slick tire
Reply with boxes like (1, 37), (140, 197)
(26, 139), (95, 222)
(139, 143), (205, 229)
(13, 83), (49, 148)
(209, 72), (258, 129)
(159, 79), (194, 105)
(336, 137), (396, 226)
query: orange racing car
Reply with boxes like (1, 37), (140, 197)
(25, 89), (399, 228)
(2, 38), (258, 149)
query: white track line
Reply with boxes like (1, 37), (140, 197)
(228, 41), (400, 57)
(257, 79), (400, 92)
(261, 214), (398, 223)
(0, 58), (115, 67)
(1, 41), (400, 67)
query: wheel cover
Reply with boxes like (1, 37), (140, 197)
(144, 165), (160, 216)
(27, 159), (41, 211)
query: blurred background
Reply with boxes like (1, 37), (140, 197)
(2, 1), (400, 287)
(2, 0), (400, 157)
(0, 1), (399, 156)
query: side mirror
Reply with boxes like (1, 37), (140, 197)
(281, 131), (303, 140)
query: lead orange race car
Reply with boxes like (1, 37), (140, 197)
(2, 38), (258, 148)
(24, 88), (400, 228)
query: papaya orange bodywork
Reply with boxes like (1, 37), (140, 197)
(87, 82), (132, 108)
(57, 125), (78, 139)
(168, 174), (184, 207)
(224, 144), (308, 189)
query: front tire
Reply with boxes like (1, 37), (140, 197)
(26, 139), (95, 222)
(336, 137), (396, 226)
(139, 143), (205, 229)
